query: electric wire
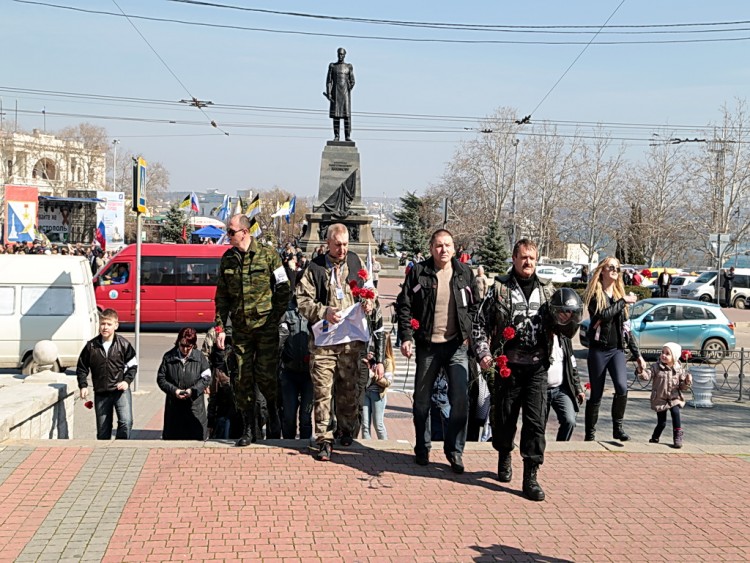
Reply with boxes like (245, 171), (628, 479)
(110, 0), (230, 135)
(165, 0), (750, 35)
(0, 86), (719, 134)
(529, 0), (626, 118)
(14, 1), (750, 45)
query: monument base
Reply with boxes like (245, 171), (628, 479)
(299, 212), (376, 259)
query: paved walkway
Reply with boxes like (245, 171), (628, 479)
(3, 276), (750, 561)
(3, 385), (750, 562)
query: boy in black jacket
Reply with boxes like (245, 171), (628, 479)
(76, 308), (137, 439)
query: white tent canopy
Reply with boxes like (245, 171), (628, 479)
(189, 216), (225, 228)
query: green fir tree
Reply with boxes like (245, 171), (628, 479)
(162, 203), (187, 243)
(393, 191), (429, 256)
(476, 221), (509, 274)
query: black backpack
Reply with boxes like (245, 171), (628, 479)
(281, 308), (310, 372)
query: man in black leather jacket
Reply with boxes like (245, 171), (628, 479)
(397, 229), (480, 473)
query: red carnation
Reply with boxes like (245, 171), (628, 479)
(360, 288), (375, 300)
(681, 350), (692, 362)
(584, 382), (591, 390)
(358, 269), (369, 281)
(502, 327), (516, 341)
(349, 279), (358, 290)
(495, 354), (508, 369)
(84, 400), (94, 409)
(499, 367), (512, 378)
(410, 318), (420, 330)
(351, 286), (361, 297)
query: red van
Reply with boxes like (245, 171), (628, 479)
(93, 244), (227, 328)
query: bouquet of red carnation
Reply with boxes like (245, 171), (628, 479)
(490, 325), (517, 378)
(495, 354), (511, 378)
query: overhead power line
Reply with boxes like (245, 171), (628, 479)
(165, 0), (750, 34)
(15, 1), (750, 45)
(528, 0), (626, 117)
(109, 0), (229, 135)
(0, 85), (719, 134)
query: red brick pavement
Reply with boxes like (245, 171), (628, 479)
(100, 446), (750, 562)
(0, 447), (92, 561)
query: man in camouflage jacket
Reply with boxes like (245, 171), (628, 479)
(214, 214), (290, 446)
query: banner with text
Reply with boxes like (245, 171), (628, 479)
(96, 191), (126, 250)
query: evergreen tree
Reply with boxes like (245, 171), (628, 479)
(616, 203), (646, 264)
(476, 221), (509, 273)
(394, 191), (429, 256)
(162, 203), (187, 243)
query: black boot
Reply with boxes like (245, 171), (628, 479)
(584, 400), (600, 441)
(235, 409), (255, 447)
(650, 422), (666, 443)
(522, 459), (545, 502)
(612, 393), (630, 441)
(497, 453), (512, 483)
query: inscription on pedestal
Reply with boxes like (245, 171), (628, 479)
(330, 161), (352, 172)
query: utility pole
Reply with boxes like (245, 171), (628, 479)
(511, 139), (520, 247)
(112, 139), (120, 190)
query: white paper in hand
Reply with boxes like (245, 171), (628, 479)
(312, 303), (370, 347)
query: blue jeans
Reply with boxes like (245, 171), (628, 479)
(546, 385), (577, 441)
(413, 339), (469, 459)
(362, 389), (388, 439)
(94, 389), (133, 440)
(280, 368), (313, 439)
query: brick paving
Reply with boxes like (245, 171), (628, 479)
(1, 276), (749, 561)
(0, 441), (747, 562)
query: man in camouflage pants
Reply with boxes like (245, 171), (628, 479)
(215, 214), (290, 446)
(296, 223), (382, 461)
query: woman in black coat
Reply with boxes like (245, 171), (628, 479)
(157, 327), (211, 440)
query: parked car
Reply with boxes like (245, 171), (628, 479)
(667, 275), (698, 298)
(680, 268), (750, 308)
(536, 266), (572, 284)
(579, 298), (735, 363)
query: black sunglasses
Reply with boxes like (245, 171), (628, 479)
(227, 227), (246, 237)
(606, 265), (621, 273)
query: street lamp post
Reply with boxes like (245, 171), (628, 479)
(112, 139), (120, 190)
(511, 139), (520, 247)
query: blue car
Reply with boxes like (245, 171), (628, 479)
(579, 298), (735, 363)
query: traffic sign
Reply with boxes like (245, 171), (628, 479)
(709, 233), (732, 244)
(132, 157), (147, 214)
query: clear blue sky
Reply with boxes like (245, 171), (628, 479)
(4, 1), (749, 198)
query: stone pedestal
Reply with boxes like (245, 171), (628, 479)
(300, 141), (376, 258)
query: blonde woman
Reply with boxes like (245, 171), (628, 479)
(583, 258), (647, 442)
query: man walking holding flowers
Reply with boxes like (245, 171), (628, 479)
(397, 229), (480, 473)
(472, 239), (554, 501)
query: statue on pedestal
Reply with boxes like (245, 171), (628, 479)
(324, 47), (355, 142)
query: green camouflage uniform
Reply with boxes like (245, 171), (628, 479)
(214, 240), (290, 416)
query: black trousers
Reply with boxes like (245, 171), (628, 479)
(492, 363), (547, 465)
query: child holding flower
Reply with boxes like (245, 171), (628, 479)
(639, 342), (692, 448)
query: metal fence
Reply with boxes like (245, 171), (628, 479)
(627, 348), (749, 402)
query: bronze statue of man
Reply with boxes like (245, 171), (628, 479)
(324, 48), (355, 142)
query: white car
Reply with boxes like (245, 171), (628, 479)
(536, 266), (572, 284)
(667, 276), (698, 299)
